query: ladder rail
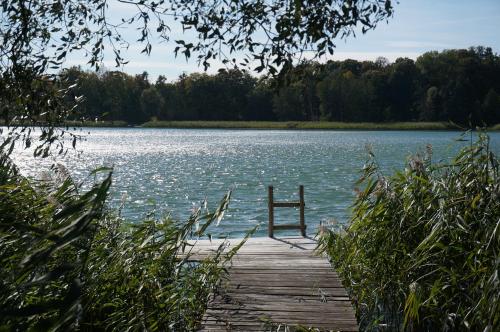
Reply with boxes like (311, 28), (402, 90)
(268, 185), (306, 237)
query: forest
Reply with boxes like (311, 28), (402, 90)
(58, 46), (500, 126)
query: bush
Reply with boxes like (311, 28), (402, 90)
(319, 133), (499, 331)
(0, 152), (236, 331)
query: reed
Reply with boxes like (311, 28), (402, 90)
(318, 133), (499, 331)
(0, 153), (236, 331)
(141, 120), (456, 130)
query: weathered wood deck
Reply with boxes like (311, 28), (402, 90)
(190, 236), (358, 331)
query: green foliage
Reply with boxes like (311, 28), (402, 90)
(141, 120), (455, 130)
(273, 82), (307, 120)
(318, 134), (500, 331)
(0, 153), (235, 331)
(166, 0), (392, 73)
(483, 89), (500, 125)
(52, 47), (500, 126)
(0, 157), (111, 330)
(0, 0), (120, 154)
(1, 0), (393, 153)
(317, 70), (374, 121)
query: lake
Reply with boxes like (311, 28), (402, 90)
(11, 129), (500, 237)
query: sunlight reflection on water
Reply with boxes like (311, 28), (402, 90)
(9, 128), (500, 237)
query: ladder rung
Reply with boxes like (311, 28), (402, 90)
(268, 185), (306, 237)
(273, 201), (301, 208)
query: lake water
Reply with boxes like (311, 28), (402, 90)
(11, 129), (500, 237)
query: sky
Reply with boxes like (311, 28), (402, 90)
(65, 0), (500, 81)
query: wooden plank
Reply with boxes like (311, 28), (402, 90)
(201, 324), (358, 332)
(186, 237), (317, 246)
(212, 292), (350, 302)
(204, 317), (357, 328)
(228, 256), (326, 261)
(224, 286), (348, 297)
(204, 316), (356, 326)
(228, 272), (341, 280)
(205, 320), (355, 327)
(226, 261), (332, 268)
(226, 279), (343, 288)
(203, 320), (352, 326)
(229, 269), (335, 274)
(194, 236), (314, 243)
(208, 302), (354, 311)
(227, 274), (342, 284)
(193, 236), (357, 331)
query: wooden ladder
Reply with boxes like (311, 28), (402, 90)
(268, 185), (306, 237)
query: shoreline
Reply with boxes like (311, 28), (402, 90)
(71, 121), (500, 131)
(3, 121), (499, 131)
(141, 121), (456, 130)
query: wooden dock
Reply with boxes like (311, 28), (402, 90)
(190, 236), (358, 331)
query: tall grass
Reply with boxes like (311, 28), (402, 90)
(141, 121), (456, 130)
(318, 133), (499, 331)
(0, 152), (237, 331)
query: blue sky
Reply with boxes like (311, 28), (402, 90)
(66, 0), (500, 81)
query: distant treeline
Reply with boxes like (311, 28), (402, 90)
(60, 46), (500, 125)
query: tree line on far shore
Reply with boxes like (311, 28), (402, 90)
(60, 46), (500, 126)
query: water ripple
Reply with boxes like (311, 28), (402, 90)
(10, 128), (500, 238)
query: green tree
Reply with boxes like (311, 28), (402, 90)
(281, 62), (323, 120)
(317, 69), (372, 122)
(76, 71), (106, 121)
(211, 69), (256, 120)
(482, 88), (500, 124)
(140, 86), (165, 121)
(155, 76), (179, 120)
(273, 82), (307, 121)
(362, 69), (389, 122)
(1, 0), (394, 153)
(415, 47), (500, 125)
(245, 78), (276, 121)
(46, 47), (500, 124)
(420, 86), (441, 121)
(317, 71), (342, 121)
(386, 58), (419, 121)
